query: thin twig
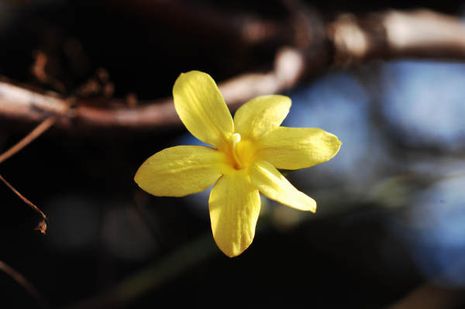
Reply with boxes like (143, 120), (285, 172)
(0, 116), (57, 165)
(0, 260), (49, 309)
(0, 116), (55, 233)
(0, 174), (47, 234)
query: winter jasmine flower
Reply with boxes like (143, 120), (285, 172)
(135, 71), (341, 257)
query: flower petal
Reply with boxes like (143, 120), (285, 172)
(173, 71), (234, 146)
(234, 95), (291, 140)
(250, 161), (316, 212)
(209, 172), (261, 257)
(257, 127), (341, 170)
(134, 146), (224, 197)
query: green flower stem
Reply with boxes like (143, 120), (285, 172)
(66, 233), (217, 309)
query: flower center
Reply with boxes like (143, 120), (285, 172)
(226, 133), (256, 170)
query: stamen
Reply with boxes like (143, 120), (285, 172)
(231, 133), (241, 144)
(231, 133), (242, 169)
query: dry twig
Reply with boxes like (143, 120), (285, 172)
(0, 117), (56, 233)
(0, 117), (56, 164)
(0, 174), (47, 234)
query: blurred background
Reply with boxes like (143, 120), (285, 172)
(1, 0), (465, 308)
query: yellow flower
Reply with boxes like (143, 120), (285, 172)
(134, 71), (341, 257)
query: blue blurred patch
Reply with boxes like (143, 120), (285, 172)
(393, 172), (465, 287)
(173, 133), (208, 147)
(381, 60), (465, 152)
(286, 72), (390, 191)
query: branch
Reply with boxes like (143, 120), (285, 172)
(0, 174), (48, 234)
(1, 9), (465, 130)
(328, 9), (465, 65)
(0, 116), (55, 233)
(0, 48), (305, 130)
(66, 233), (217, 309)
(0, 117), (56, 164)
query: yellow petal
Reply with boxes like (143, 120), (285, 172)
(134, 146), (224, 197)
(250, 161), (316, 212)
(257, 127), (341, 170)
(173, 71), (234, 147)
(234, 95), (291, 140)
(209, 172), (261, 257)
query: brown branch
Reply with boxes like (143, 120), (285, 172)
(327, 9), (465, 65)
(0, 116), (55, 233)
(0, 260), (49, 309)
(0, 47), (305, 130)
(1, 9), (465, 130)
(0, 174), (47, 234)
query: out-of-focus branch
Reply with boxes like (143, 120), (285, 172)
(0, 260), (49, 309)
(0, 48), (305, 129)
(328, 10), (465, 65)
(2, 9), (465, 130)
(66, 233), (217, 309)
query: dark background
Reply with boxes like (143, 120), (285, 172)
(1, 1), (465, 308)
